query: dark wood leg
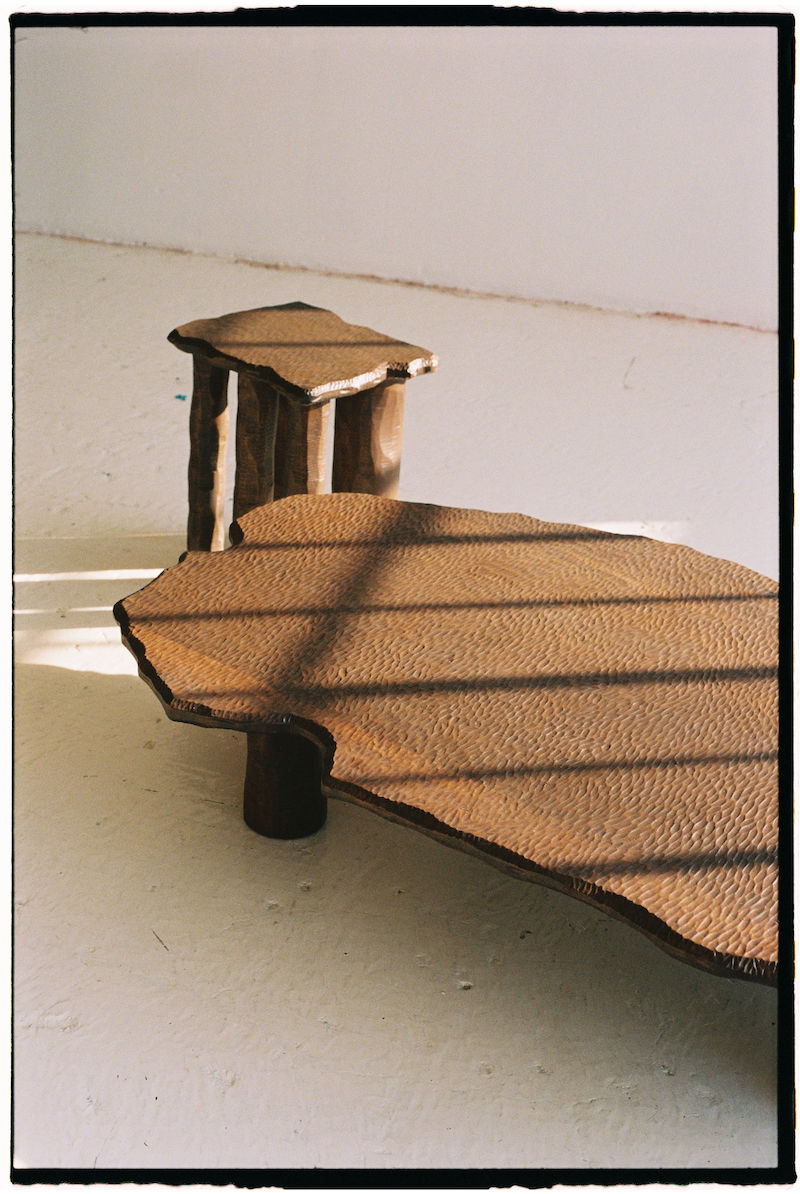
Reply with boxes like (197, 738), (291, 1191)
(236, 392), (330, 837)
(187, 357), (229, 551)
(232, 374), (280, 522)
(273, 397), (330, 498)
(243, 730), (327, 839)
(331, 380), (405, 497)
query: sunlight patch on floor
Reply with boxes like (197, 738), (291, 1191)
(14, 635), (139, 675)
(15, 568), (163, 583)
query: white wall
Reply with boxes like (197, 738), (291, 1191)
(13, 23), (778, 329)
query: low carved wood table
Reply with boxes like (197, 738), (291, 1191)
(114, 493), (778, 985)
(169, 302), (437, 551)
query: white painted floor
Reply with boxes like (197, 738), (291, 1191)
(13, 232), (779, 1173)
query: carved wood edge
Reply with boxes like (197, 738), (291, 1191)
(113, 592), (337, 766)
(324, 777), (777, 987)
(167, 328), (437, 406)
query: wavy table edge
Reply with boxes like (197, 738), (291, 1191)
(113, 592), (776, 988)
(167, 307), (439, 404)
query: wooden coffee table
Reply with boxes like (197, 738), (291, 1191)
(114, 493), (778, 985)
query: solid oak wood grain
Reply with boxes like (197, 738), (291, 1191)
(169, 301), (437, 404)
(243, 729), (327, 838)
(187, 357), (229, 552)
(232, 374), (280, 521)
(172, 302), (437, 544)
(274, 397), (330, 499)
(332, 380), (405, 497)
(115, 493), (779, 985)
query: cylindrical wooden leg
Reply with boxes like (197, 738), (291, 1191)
(331, 380), (405, 497)
(243, 730), (327, 839)
(187, 357), (229, 551)
(232, 374), (280, 522)
(274, 397), (330, 499)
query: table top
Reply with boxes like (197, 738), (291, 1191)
(168, 301), (438, 404)
(114, 493), (779, 984)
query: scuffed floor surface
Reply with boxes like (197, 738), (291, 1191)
(13, 233), (779, 1170)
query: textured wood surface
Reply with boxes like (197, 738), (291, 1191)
(273, 397), (330, 499)
(243, 729), (327, 839)
(332, 381), (405, 497)
(187, 358), (229, 552)
(114, 493), (779, 984)
(168, 301), (438, 405)
(232, 375), (280, 522)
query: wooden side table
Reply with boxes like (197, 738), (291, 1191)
(114, 493), (779, 985)
(168, 302), (438, 551)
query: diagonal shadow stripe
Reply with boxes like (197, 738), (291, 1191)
(348, 749), (779, 787)
(261, 500), (450, 709)
(276, 664), (777, 701)
(190, 339), (418, 350)
(130, 590), (778, 624)
(562, 848), (777, 878)
(179, 665), (776, 719)
(237, 527), (646, 550)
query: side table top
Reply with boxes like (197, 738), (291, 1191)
(114, 493), (779, 984)
(168, 301), (438, 404)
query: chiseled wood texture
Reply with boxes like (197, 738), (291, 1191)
(332, 380), (405, 497)
(243, 729), (327, 839)
(187, 358), (230, 552)
(273, 397), (330, 499)
(168, 301), (438, 405)
(232, 374), (280, 522)
(114, 493), (779, 984)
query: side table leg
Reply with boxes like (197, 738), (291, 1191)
(331, 380), (405, 497)
(243, 730), (327, 839)
(232, 374), (280, 521)
(274, 398), (330, 498)
(187, 357), (229, 551)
